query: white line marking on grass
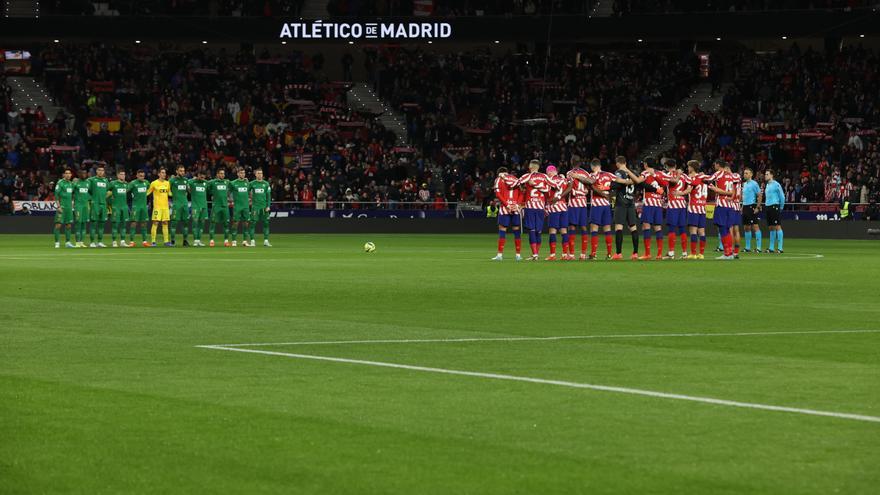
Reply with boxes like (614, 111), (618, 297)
(196, 345), (880, 424)
(208, 329), (880, 348)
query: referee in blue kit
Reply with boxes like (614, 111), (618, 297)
(763, 169), (785, 253)
(742, 168), (762, 252)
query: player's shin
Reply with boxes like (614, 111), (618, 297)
(548, 232), (557, 256)
(777, 229), (784, 251)
(151, 223), (158, 243)
(111, 222), (118, 240)
(699, 235), (706, 254)
(604, 231), (613, 255)
(642, 229), (651, 255)
(53, 225), (60, 243)
(263, 218), (270, 241)
(615, 230), (623, 254)
(631, 230), (639, 254)
(755, 230), (763, 250)
(655, 230), (664, 254)
(680, 231), (688, 254)
(170, 220), (177, 242)
(497, 229), (506, 254)
(744, 231), (752, 250)
(162, 223), (169, 242)
(768, 230), (776, 250)
(513, 229), (521, 254)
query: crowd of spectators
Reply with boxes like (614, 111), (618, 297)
(664, 45), (879, 208)
(3, 42), (879, 216)
(614, 0), (879, 15)
(42, 0), (304, 17)
(327, 0), (597, 16)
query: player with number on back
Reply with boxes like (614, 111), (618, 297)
(249, 168), (272, 247)
(664, 159), (690, 260)
(681, 160), (709, 259)
(515, 159), (551, 261)
(707, 160), (739, 260)
(491, 166), (522, 261)
(544, 165), (570, 261)
(572, 158), (615, 260)
(566, 156), (590, 260)
(637, 157), (666, 260)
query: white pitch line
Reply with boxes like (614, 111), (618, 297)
(208, 329), (880, 348)
(196, 345), (880, 424)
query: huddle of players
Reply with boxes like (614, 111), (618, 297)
(52, 164), (272, 248)
(492, 156), (784, 261)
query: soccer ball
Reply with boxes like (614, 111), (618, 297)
(364, 242), (376, 253)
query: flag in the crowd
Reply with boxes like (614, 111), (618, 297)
(86, 117), (121, 134)
(413, 0), (434, 16)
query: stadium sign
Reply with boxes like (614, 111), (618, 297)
(279, 21), (452, 40)
(13, 200), (58, 214)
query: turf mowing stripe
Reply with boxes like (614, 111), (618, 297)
(196, 345), (880, 424)
(207, 329), (880, 347)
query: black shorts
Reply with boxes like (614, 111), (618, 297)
(613, 204), (638, 227)
(743, 205), (759, 225)
(766, 205), (781, 226)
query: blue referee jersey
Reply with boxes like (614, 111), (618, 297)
(743, 180), (760, 206)
(764, 180), (785, 208)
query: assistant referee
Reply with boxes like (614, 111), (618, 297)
(742, 168), (763, 252)
(763, 169), (785, 253)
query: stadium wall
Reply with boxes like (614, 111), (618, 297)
(2, 217), (879, 239)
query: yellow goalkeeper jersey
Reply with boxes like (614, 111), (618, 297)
(147, 179), (172, 209)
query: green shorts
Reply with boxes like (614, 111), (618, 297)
(131, 206), (149, 223)
(55, 207), (74, 224)
(74, 207), (90, 223)
(111, 207), (130, 223)
(232, 207), (251, 222)
(171, 207), (190, 222)
(191, 207), (209, 223)
(90, 204), (108, 222)
(212, 207), (230, 223)
(251, 208), (270, 223)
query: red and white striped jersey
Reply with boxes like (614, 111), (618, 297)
(515, 172), (551, 209)
(639, 169), (667, 207)
(731, 173), (743, 211)
(665, 171), (689, 209)
(546, 175), (569, 213)
(567, 167), (590, 208)
(493, 173), (521, 215)
(682, 173), (709, 214)
(589, 171), (616, 207)
(707, 170), (740, 209)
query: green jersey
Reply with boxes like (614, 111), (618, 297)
(55, 179), (74, 208)
(249, 180), (271, 209)
(108, 180), (129, 209)
(208, 178), (230, 209)
(189, 179), (209, 209)
(230, 178), (251, 209)
(128, 179), (150, 208)
(73, 180), (92, 210)
(89, 176), (110, 205)
(170, 176), (189, 209)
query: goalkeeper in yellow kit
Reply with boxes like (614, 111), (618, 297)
(147, 167), (173, 247)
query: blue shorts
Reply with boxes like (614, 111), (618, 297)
(666, 208), (687, 228)
(498, 213), (521, 228)
(640, 205), (664, 225)
(568, 207), (588, 227)
(589, 205), (612, 226)
(547, 211), (569, 230)
(687, 211), (706, 228)
(730, 210), (742, 226)
(714, 206), (732, 227)
(523, 208), (545, 231)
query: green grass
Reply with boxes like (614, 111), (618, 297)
(1, 234), (879, 494)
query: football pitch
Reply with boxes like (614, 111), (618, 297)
(1, 234), (878, 494)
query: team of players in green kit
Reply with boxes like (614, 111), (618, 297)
(52, 163), (273, 248)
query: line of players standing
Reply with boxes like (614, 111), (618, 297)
(491, 156), (786, 261)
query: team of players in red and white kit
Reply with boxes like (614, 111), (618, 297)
(492, 156), (746, 261)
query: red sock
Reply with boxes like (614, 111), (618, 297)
(514, 238), (521, 254)
(655, 236), (664, 255)
(561, 240), (568, 255)
(699, 239), (706, 254)
(680, 233), (688, 253)
(668, 234), (676, 253)
(550, 241), (556, 255)
(498, 238), (506, 253)
(604, 233), (613, 255)
(690, 240), (697, 255)
(591, 235), (599, 256)
(723, 234), (733, 256)
(643, 238), (651, 257)
(733, 244), (740, 255)
(581, 234), (588, 254)
(530, 242), (538, 255)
